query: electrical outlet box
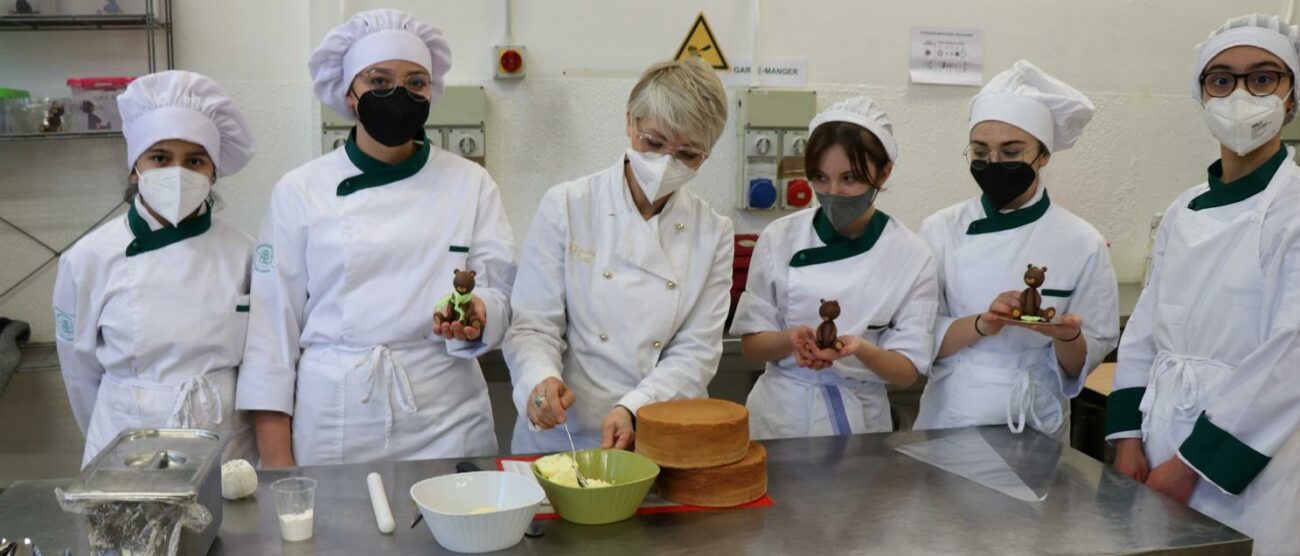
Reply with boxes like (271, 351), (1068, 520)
(321, 85), (488, 165)
(735, 88), (817, 211)
(780, 130), (812, 209)
(1282, 114), (1300, 155)
(448, 128), (486, 164)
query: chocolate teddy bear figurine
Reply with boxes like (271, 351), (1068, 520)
(1010, 264), (1056, 322)
(815, 299), (844, 350)
(434, 269), (484, 329)
(39, 102), (65, 133)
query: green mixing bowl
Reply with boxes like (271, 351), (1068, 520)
(531, 449), (660, 525)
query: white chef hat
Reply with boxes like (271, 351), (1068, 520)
(808, 96), (898, 161)
(1193, 13), (1300, 120)
(117, 70), (255, 177)
(309, 9), (452, 118)
(969, 60), (1095, 153)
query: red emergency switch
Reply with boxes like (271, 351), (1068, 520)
(496, 46), (526, 79)
(500, 50), (522, 73)
(786, 179), (812, 208)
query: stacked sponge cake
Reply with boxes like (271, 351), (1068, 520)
(635, 398), (768, 507)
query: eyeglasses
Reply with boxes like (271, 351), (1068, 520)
(964, 145), (1042, 171)
(355, 68), (433, 100)
(634, 119), (709, 165)
(1200, 70), (1293, 98)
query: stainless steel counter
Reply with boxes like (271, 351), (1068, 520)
(4, 280), (1143, 487)
(0, 427), (1249, 555)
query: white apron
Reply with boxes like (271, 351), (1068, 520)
(1138, 178), (1300, 551)
(918, 200), (1068, 439)
(236, 141), (516, 464)
(85, 368), (255, 465)
(746, 219), (917, 439)
(56, 202), (258, 467)
(918, 349), (1067, 439)
(748, 367), (892, 439)
(292, 340), (498, 465)
(916, 190), (1119, 441)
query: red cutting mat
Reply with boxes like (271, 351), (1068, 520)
(497, 455), (775, 521)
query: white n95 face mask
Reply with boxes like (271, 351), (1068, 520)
(626, 148), (697, 202)
(1203, 88), (1287, 157)
(136, 166), (213, 225)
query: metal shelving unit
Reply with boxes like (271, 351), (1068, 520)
(0, 0), (172, 72)
(0, 0), (172, 141)
(0, 130), (121, 141)
(1, 13), (160, 29)
(0, 0), (172, 302)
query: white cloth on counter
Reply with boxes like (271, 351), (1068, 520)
(221, 459), (258, 500)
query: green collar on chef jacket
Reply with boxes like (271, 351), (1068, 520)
(125, 200), (212, 257)
(337, 127), (431, 196)
(790, 208), (890, 268)
(1189, 145), (1287, 211)
(966, 189), (1051, 235)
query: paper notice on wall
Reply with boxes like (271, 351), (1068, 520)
(909, 27), (983, 86)
(724, 58), (809, 88)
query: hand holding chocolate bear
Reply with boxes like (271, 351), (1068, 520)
(433, 268), (486, 341)
(815, 299), (845, 350)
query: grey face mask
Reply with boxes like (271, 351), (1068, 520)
(815, 188), (879, 236)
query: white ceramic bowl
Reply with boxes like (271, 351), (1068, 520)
(409, 471), (545, 553)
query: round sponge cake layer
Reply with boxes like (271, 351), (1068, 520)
(635, 399), (749, 469)
(657, 442), (768, 508)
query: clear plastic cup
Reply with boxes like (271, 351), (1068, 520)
(270, 477), (317, 542)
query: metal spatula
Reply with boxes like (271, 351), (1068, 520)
(561, 421), (589, 488)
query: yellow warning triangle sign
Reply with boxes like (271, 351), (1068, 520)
(674, 12), (728, 70)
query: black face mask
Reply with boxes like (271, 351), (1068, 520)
(970, 161), (1038, 210)
(353, 87), (431, 147)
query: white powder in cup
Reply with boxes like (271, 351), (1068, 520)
(279, 509), (314, 542)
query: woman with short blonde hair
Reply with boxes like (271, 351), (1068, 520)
(505, 56), (734, 452)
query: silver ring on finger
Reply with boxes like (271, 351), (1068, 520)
(533, 394), (546, 408)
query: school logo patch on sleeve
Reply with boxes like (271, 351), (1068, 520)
(254, 244), (275, 273)
(55, 308), (74, 342)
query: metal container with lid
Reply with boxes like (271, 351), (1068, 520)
(60, 428), (224, 556)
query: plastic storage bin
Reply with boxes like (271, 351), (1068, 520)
(6, 0), (53, 14)
(3, 99), (33, 134)
(58, 0), (146, 15)
(5, 97), (71, 134)
(68, 76), (133, 132)
(0, 88), (30, 136)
